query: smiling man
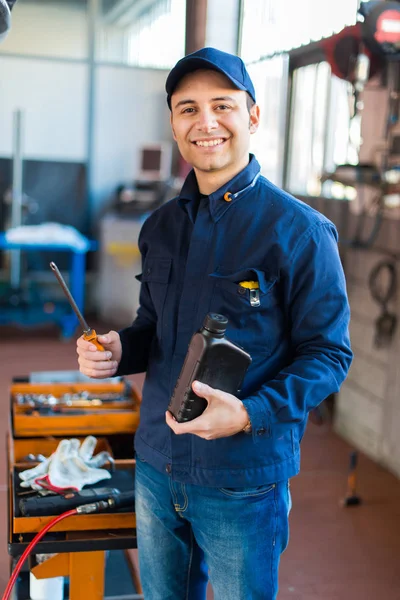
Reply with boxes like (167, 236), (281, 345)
(76, 47), (352, 599)
(169, 68), (259, 193)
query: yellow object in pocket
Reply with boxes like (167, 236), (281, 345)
(238, 281), (259, 289)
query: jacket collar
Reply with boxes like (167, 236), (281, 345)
(178, 154), (261, 223)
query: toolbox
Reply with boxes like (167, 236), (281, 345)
(8, 436), (137, 538)
(10, 379), (140, 438)
(7, 375), (141, 559)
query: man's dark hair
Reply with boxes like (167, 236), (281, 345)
(246, 93), (255, 113)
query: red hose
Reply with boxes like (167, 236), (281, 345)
(2, 508), (78, 600)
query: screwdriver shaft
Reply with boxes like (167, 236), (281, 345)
(49, 261), (90, 332)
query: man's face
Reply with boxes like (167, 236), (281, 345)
(170, 70), (259, 182)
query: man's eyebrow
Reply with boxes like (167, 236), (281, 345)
(174, 95), (238, 109)
(211, 96), (237, 103)
(174, 98), (196, 109)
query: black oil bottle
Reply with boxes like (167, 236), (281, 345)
(168, 313), (252, 423)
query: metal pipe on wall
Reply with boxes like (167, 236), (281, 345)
(10, 108), (24, 289)
(87, 0), (98, 226)
(236, 0), (244, 56)
(185, 0), (207, 55)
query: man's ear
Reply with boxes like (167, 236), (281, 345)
(249, 104), (260, 134)
(170, 113), (177, 141)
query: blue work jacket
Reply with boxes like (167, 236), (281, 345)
(117, 155), (353, 487)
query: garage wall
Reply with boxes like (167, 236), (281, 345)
(92, 65), (172, 215)
(0, 56), (89, 161)
(336, 228), (400, 477)
(0, 1), (173, 220)
(0, 1), (88, 59)
(307, 75), (400, 479)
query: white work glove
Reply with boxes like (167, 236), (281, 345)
(18, 456), (51, 489)
(19, 436), (112, 492)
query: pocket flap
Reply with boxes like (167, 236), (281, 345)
(140, 257), (172, 284)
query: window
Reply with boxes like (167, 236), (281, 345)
(247, 55), (289, 187)
(286, 62), (356, 199)
(240, 0), (359, 63)
(97, 0), (185, 68)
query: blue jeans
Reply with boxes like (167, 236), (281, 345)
(135, 457), (291, 600)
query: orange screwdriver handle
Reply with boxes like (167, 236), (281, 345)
(83, 329), (105, 352)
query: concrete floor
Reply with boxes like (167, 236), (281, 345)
(1, 324), (400, 599)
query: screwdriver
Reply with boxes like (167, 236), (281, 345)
(50, 261), (105, 351)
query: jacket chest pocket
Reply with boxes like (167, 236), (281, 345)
(137, 256), (172, 340)
(209, 267), (282, 356)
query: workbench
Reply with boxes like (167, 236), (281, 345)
(7, 377), (143, 599)
(0, 233), (97, 339)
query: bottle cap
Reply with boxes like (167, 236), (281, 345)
(203, 313), (228, 334)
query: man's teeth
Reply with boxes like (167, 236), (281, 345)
(195, 139), (224, 147)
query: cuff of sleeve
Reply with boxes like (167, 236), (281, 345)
(114, 329), (139, 376)
(114, 330), (131, 377)
(242, 396), (272, 442)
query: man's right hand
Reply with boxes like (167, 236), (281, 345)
(76, 330), (122, 379)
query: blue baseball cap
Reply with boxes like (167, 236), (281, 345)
(166, 47), (256, 109)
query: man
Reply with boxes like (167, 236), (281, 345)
(77, 47), (352, 599)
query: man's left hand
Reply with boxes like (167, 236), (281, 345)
(165, 381), (249, 440)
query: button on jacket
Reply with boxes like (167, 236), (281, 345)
(117, 155), (353, 487)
